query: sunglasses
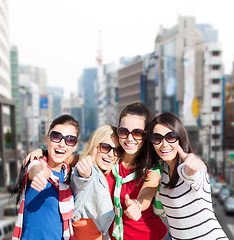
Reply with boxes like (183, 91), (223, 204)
(117, 127), (145, 140)
(49, 131), (77, 147)
(99, 143), (124, 157)
(150, 131), (179, 145)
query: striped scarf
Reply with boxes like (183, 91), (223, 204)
(13, 157), (74, 240)
(112, 161), (136, 240)
(152, 164), (165, 217)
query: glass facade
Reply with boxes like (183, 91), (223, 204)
(161, 40), (177, 113)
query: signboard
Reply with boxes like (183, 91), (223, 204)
(40, 95), (48, 109)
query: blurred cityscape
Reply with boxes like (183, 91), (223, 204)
(0, 0), (234, 194)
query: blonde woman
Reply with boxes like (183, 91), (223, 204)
(71, 124), (124, 240)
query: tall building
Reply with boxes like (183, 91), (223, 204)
(10, 46), (21, 142)
(0, 0), (18, 187)
(154, 16), (224, 174)
(81, 68), (97, 140)
(47, 86), (63, 118)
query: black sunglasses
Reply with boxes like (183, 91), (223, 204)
(150, 132), (179, 145)
(49, 131), (77, 147)
(117, 127), (145, 140)
(99, 143), (124, 157)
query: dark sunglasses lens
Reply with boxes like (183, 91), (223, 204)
(150, 133), (163, 145)
(132, 129), (144, 139)
(65, 135), (77, 146)
(165, 132), (178, 143)
(100, 143), (111, 153)
(117, 128), (129, 139)
(114, 147), (124, 157)
(50, 131), (62, 142)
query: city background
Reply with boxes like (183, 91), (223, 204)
(1, 0), (234, 238)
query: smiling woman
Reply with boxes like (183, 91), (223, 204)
(71, 124), (123, 240)
(12, 114), (80, 240)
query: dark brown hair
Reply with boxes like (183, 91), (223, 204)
(147, 112), (192, 188)
(118, 102), (154, 181)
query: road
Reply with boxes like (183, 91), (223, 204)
(0, 192), (233, 239)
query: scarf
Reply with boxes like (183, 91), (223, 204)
(112, 161), (136, 240)
(152, 163), (165, 216)
(13, 157), (74, 240)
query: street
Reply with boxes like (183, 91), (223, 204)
(0, 192), (233, 239)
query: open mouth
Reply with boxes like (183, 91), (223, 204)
(54, 149), (66, 155)
(102, 158), (112, 164)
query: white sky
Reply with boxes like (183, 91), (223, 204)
(8, 0), (234, 97)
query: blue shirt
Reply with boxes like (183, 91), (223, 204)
(21, 170), (65, 240)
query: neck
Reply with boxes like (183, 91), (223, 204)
(47, 158), (63, 172)
(166, 160), (176, 177)
(121, 153), (137, 169)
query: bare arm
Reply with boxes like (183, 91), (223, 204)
(124, 170), (160, 221)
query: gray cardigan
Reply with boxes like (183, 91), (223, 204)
(70, 165), (115, 237)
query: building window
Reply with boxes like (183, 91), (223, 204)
(212, 65), (220, 70)
(212, 93), (220, 98)
(212, 51), (220, 56)
(212, 106), (220, 112)
(212, 78), (220, 84)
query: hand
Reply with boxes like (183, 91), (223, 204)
(23, 149), (43, 167)
(175, 145), (204, 176)
(124, 194), (142, 221)
(30, 160), (52, 192)
(76, 148), (97, 178)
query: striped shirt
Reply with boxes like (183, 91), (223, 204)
(156, 162), (228, 240)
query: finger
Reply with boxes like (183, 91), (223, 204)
(125, 194), (132, 208)
(175, 144), (188, 161)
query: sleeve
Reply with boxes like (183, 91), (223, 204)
(71, 165), (95, 190)
(27, 159), (40, 171)
(149, 164), (162, 176)
(177, 162), (208, 192)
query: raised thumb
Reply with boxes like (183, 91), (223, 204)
(125, 194), (132, 207)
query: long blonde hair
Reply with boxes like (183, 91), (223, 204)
(81, 125), (119, 171)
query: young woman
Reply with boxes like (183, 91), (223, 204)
(13, 114), (80, 240)
(147, 112), (228, 239)
(106, 102), (169, 240)
(70, 124), (124, 240)
(22, 124), (124, 240)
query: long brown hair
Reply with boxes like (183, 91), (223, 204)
(147, 112), (192, 188)
(118, 102), (154, 181)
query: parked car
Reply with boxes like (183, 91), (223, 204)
(0, 219), (15, 240)
(211, 182), (226, 197)
(223, 196), (234, 215)
(209, 176), (216, 188)
(218, 188), (231, 204)
(3, 204), (19, 221)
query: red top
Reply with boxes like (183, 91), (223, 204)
(106, 161), (168, 240)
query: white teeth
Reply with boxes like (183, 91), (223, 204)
(55, 149), (65, 154)
(102, 158), (111, 163)
(125, 143), (135, 146)
(161, 149), (172, 153)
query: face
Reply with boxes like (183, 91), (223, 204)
(152, 124), (179, 164)
(96, 135), (121, 172)
(118, 114), (145, 155)
(46, 124), (78, 170)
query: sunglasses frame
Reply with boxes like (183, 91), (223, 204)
(99, 143), (123, 157)
(117, 127), (145, 140)
(150, 131), (179, 145)
(49, 131), (77, 147)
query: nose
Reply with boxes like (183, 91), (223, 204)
(58, 138), (66, 146)
(127, 132), (135, 141)
(161, 138), (169, 146)
(107, 149), (114, 157)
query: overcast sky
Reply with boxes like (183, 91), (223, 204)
(9, 0), (234, 97)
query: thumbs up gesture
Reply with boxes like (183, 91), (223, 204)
(30, 159), (52, 192)
(76, 148), (97, 178)
(124, 194), (142, 221)
(175, 145), (204, 176)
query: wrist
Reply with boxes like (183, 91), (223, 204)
(133, 199), (142, 211)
